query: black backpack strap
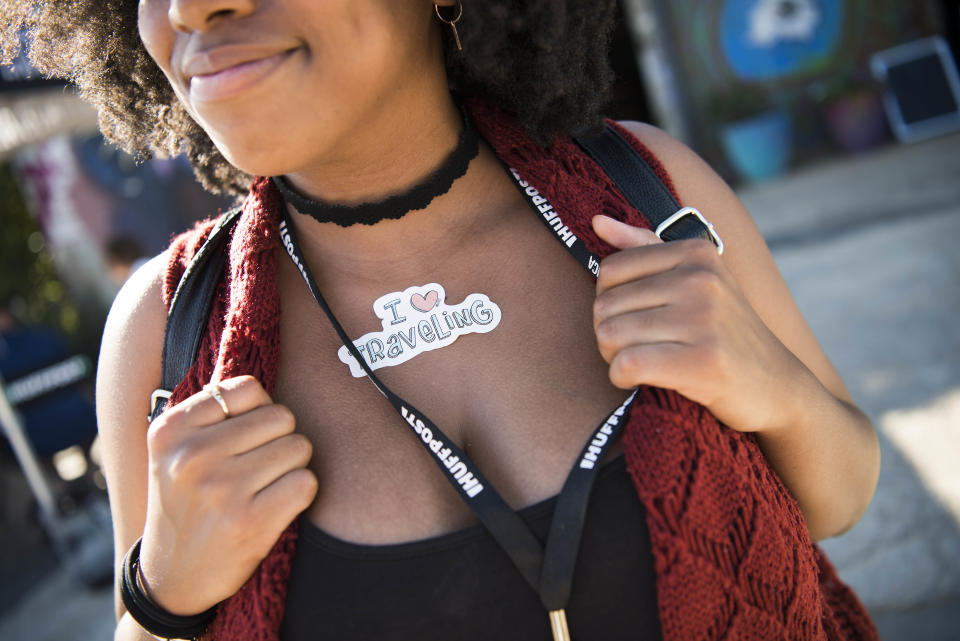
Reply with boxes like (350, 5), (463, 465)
(573, 124), (723, 251)
(149, 206), (243, 422)
(148, 127), (718, 421)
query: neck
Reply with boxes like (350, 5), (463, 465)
(273, 101), (478, 229)
(282, 137), (519, 286)
(284, 89), (464, 204)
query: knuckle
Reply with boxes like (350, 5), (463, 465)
(272, 404), (297, 430)
(290, 469), (319, 504)
(684, 238), (719, 261)
(592, 293), (611, 320)
(595, 264), (611, 291)
(616, 347), (641, 373)
(686, 267), (722, 295)
(596, 255), (622, 287)
(594, 318), (620, 352)
(166, 446), (203, 483)
(178, 396), (215, 423)
(146, 417), (174, 453)
(611, 349), (641, 384)
(166, 440), (215, 483)
(233, 374), (259, 388)
(230, 375), (269, 403)
(287, 433), (314, 461)
(257, 403), (295, 432)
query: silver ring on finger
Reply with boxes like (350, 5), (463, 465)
(203, 381), (231, 418)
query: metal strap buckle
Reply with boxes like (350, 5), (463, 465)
(655, 206), (724, 255)
(148, 389), (172, 421)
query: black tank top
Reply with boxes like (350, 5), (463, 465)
(281, 455), (661, 640)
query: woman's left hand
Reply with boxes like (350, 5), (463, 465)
(591, 214), (807, 435)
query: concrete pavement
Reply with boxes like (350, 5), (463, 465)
(743, 134), (960, 638)
(1, 134), (958, 640)
(775, 206), (960, 636)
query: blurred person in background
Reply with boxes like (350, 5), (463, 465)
(105, 236), (149, 289)
(4, 2), (881, 641)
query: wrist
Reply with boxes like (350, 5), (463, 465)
(757, 354), (825, 437)
(120, 538), (218, 640)
(137, 529), (219, 617)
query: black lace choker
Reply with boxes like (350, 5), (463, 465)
(271, 106), (479, 228)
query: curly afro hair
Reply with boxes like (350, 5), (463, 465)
(1, 1), (617, 197)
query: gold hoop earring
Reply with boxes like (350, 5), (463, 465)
(434, 1), (463, 52)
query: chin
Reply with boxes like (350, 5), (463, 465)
(213, 141), (291, 178)
(203, 124), (322, 178)
(184, 89), (329, 177)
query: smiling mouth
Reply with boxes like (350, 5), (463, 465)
(188, 48), (298, 102)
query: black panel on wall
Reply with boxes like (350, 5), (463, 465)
(607, 1), (654, 124)
(944, 0), (960, 65)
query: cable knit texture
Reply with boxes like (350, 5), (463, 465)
(159, 98), (877, 641)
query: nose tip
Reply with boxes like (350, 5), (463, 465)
(168, 0), (255, 33)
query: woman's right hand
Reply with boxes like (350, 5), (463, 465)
(137, 375), (318, 615)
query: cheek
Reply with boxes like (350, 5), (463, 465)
(137, 1), (176, 78)
(315, 6), (434, 101)
(137, 1), (195, 118)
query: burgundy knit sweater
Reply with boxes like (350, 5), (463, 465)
(160, 98), (878, 641)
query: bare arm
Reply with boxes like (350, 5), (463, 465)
(95, 254), (168, 639)
(96, 254), (317, 640)
(601, 122), (880, 541)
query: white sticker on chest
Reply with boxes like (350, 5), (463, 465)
(337, 283), (502, 378)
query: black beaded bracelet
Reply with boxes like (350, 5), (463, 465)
(119, 537), (218, 640)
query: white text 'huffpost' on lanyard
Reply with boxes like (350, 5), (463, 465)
(277, 157), (638, 641)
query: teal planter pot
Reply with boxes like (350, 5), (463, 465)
(719, 111), (793, 183)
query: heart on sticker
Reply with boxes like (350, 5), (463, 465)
(410, 290), (439, 312)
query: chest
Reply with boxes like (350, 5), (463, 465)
(273, 206), (629, 544)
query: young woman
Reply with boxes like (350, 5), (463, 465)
(4, 1), (880, 639)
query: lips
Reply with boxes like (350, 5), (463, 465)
(183, 45), (299, 102)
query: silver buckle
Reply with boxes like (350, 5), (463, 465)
(655, 207), (724, 255)
(148, 389), (172, 421)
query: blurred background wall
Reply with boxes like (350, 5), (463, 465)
(0, 51), (232, 359)
(616, 0), (955, 179)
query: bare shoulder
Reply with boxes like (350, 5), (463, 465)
(95, 251), (169, 619)
(614, 121), (754, 239)
(615, 120), (852, 401)
(614, 120), (780, 296)
(97, 252), (169, 423)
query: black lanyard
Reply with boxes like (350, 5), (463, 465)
(278, 159), (637, 641)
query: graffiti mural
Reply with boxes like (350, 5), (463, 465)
(720, 0), (846, 81)
(653, 0), (943, 177)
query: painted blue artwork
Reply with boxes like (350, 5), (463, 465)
(720, 0), (845, 81)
